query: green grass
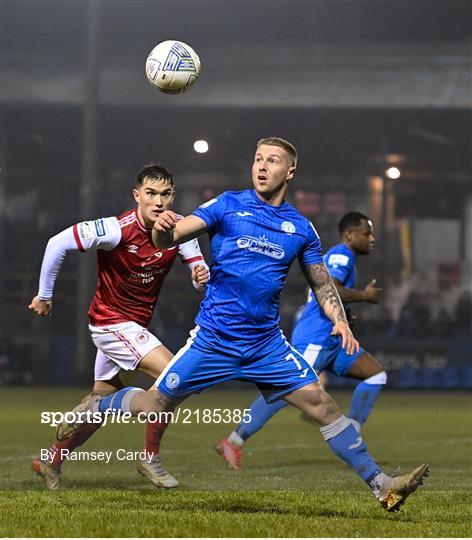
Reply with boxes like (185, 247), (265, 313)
(1, 388), (471, 537)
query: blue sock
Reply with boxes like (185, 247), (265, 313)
(98, 387), (144, 414)
(236, 394), (288, 441)
(348, 381), (384, 425)
(321, 415), (382, 486)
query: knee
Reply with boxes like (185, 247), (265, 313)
(304, 387), (338, 413)
(317, 390), (339, 415)
(299, 388), (340, 425)
(314, 388), (334, 406)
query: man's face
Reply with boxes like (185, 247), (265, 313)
(252, 144), (295, 196)
(133, 178), (175, 228)
(347, 219), (375, 254)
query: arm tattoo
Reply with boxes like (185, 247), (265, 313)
(301, 262), (348, 325)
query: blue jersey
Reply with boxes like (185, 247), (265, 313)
(192, 189), (323, 338)
(291, 243), (357, 346)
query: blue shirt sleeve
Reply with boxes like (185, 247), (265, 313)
(192, 192), (228, 232)
(299, 221), (324, 266)
(325, 250), (352, 284)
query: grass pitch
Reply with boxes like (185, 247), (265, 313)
(1, 387), (470, 537)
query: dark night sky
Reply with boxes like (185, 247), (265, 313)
(4, 0), (471, 58)
(3, 1), (470, 182)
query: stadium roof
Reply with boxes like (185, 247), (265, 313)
(3, 0), (471, 108)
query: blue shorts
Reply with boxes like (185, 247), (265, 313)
(156, 325), (319, 403)
(295, 335), (365, 377)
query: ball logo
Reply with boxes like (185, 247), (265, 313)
(163, 42), (196, 72)
(281, 221), (296, 234)
(166, 372), (180, 389)
(135, 332), (150, 345)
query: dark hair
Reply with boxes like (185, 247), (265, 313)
(136, 164), (174, 187)
(338, 211), (370, 234)
(256, 137), (298, 166)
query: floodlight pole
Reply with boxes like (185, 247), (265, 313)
(75, 0), (100, 379)
(379, 124), (391, 320)
(0, 127), (5, 311)
(380, 170), (388, 320)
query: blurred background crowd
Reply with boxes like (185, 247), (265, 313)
(1, 0), (470, 388)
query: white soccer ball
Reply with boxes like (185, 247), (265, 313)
(145, 40), (201, 94)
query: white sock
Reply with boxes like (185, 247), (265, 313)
(228, 431), (244, 448)
(319, 415), (352, 441)
(370, 472), (392, 498)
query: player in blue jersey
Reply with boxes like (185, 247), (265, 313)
(58, 138), (427, 511)
(217, 212), (387, 468)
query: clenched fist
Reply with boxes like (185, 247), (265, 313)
(192, 265), (210, 289)
(152, 210), (181, 233)
(28, 295), (52, 317)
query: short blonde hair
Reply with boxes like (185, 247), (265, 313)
(256, 137), (298, 166)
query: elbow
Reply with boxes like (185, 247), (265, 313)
(151, 229), (175, 249)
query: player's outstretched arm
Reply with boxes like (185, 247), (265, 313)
(29, 218), (121, 317)
(152, 212), (208, 248)
(28, 227), (79, 317)
(333, 277), (383, 304)
(301, 262), (359, 355)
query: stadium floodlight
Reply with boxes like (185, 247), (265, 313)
(194, 140), (209, 153)
(385, 166), (401, 179)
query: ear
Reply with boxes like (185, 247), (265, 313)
(132, 187), (140, 203)
(286, 166), (296, 183)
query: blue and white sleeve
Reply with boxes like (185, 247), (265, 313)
(192, 192), (228, 232)
(325, 252), (352, 283)
(299, 221), (324, 266)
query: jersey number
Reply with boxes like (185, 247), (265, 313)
(285, 353), (309, 378)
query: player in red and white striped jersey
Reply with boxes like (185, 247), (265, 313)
(29, 164), (209, 490)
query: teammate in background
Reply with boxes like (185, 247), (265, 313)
(61, 138), (427, 511)
(217, 212), (386, 469)
(28, 164), (209, 490)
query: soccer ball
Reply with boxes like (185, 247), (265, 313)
(145, 40), (201, 94)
